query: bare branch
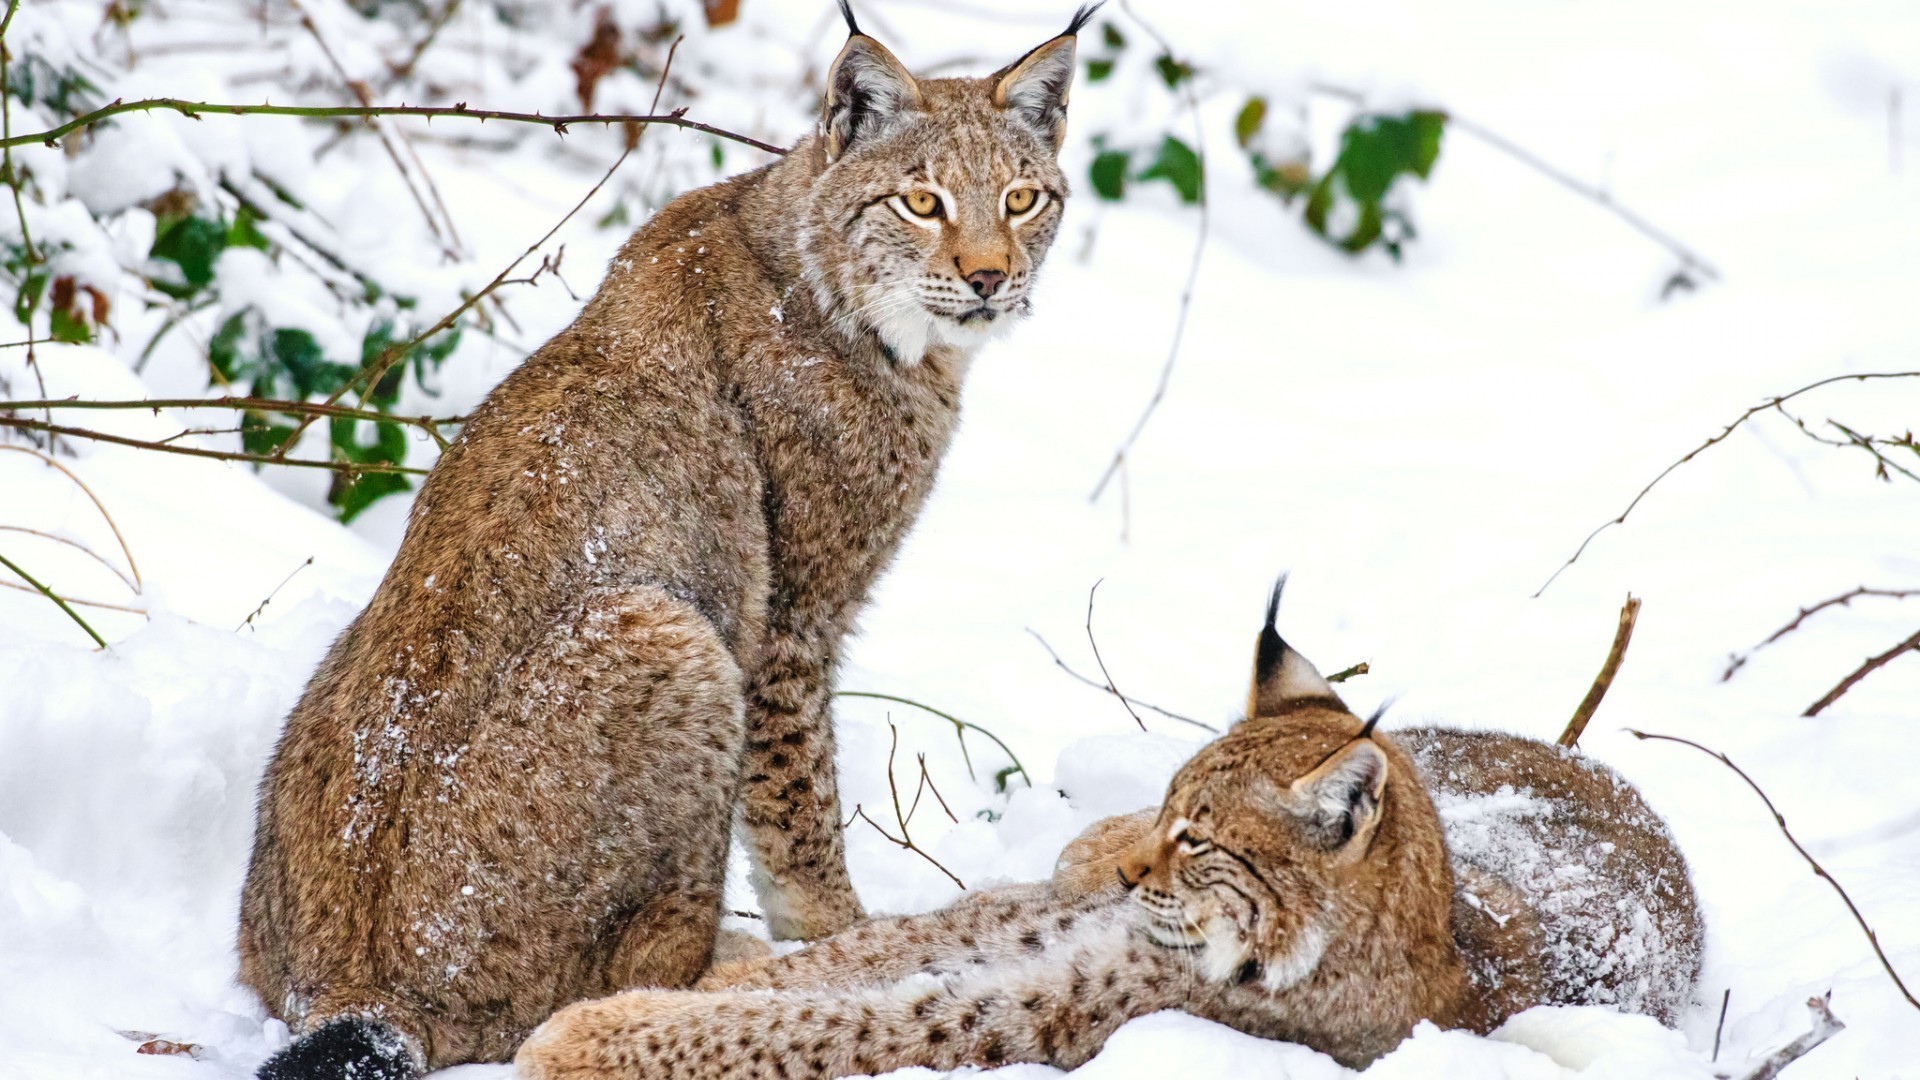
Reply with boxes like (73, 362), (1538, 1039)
(1326, 661), (1370, 684)
(852, 722), (966, 891)
(1537, 371), (1920, 596)
(835, 690), (1031, 789)
(1089, 1), (1208, 505)
(1557, 594), (1641, 748)
(0, 551), (110, 648)
(1026, 627), (1215, 732)
(1711, 988), (1731, 1063)
(237, 556), (315, 632)
(1627, 729), (1920, 1012)
(0, 444), (143, 590)
(1803, 626), (1920, 717)
(1723, 585), (1920, 681)
(1738, 994), (1845, 1080)
(0, 416), (429, 476)
(1085, 580), (1146, 731)
(1, 98), (789, 156)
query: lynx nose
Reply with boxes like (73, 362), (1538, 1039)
(964, 268), (1007, 298)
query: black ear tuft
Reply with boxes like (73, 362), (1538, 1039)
(836, 0), (862, 37)
(1063, 2), (1105, 38)
(1253, 573), (1287, 695)
(1358, 701), (1389, 739)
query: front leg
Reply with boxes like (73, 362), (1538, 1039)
(739, 632), (864, 940)
(519, 912), (1183, 1080)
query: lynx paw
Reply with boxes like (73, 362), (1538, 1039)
(1053, 808), (1158, 899)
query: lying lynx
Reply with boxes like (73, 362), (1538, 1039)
(241, 5), (1092, 1077)
(518, 585), (1703, 1076)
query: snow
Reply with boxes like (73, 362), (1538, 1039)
(4, 0), (1920, 1078)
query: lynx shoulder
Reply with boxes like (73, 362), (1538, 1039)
(239, 7), (1089, 1077)
(518, 581), (1703, 1077)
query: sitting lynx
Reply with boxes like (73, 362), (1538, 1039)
(240, 5), (1094, 1078)
(517, 585), (1703, 1077)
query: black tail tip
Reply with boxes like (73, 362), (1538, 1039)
(257, 1018), (420, 1080)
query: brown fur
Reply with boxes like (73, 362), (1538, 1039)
(516, 591), (1703, 1077)
(239, 17), (1081, 1072)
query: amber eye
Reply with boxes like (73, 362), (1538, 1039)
(1005, 188), (1038, 215)
(903, 190), (942, 218)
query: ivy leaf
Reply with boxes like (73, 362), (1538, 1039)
(1090, 148), (1131, 201)
(330, 470), (411, 524)
(1086, 58), (1115, 83)
(274, 328), (356, 398)
(149, 214), (227, 298)
(1101, 22), (1126, 50)
(1297, 110), (1448, 260)
(209, 311), (251, 383)
(1152, 54), (1193, 89)
(226, 206), (271, 252)
(1136, 136), (1203, 205)
(1235, 96), (1267, 149)
(240, 409), (299, 456)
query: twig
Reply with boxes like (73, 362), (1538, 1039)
(382, 0), (466, 89)
(835, 690), (1030, 789)
(1627, 729), (1920, 1012)
(0, 415), (429, 475)
(1536, 371), (1920, 596)
(1, 0), (54, 446)
(1084, 579), (1146, 731)
(1025, 627), (1216, 732)
(1712, 988), (1730, 1063)
(237, 555), (314, 632)
(1826, 419), (1920, 484)
(1089, 0), (1208, 505)
(1802, 626), (1920, 717)
(1737, 994), (1845, 1080)
(2, 98), (790, 156)
(0, 444), (142, 590)
(0, 579), (146, 613)
(0, 395), (463, 444)
(0, 551), (110, 648)
(0, 525), (138, 594)
(851, 722), (965, 890)
(1557, 593), (1641, 748)
(1722, 586), (1920, 681)
(1309, 82), (1720, 283)
(1326, 661), (1369, 684)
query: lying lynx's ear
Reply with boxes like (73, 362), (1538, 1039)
(823, 5), (923, 161)
(1247, 575), (1339, 717)
(1290, 739), (1390, 858)
(991, 4), (1100, 151)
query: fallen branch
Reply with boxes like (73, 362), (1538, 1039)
(1536, 371), (1920, 596)
(849, 722), (965, 891)
(1, 98), (789, 156)
(836, 690), (1030, 789)
(1722, 585), (1920, 681)
(1738, 993), (1845, 1080)
(1557, 593), (1640, 748)
(1026, 627), (1216, 732)
(1628, 729), (1920, 1012)
(1711, 987), (1731, 1063)
(1088, 0), (1208, 507)
(1803, 626), (1920, 717)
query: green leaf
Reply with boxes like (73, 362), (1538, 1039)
(1136, 136), (1204, 205)
(329, 415), (408, 465)
(1089, 148), (1131, 201)
(331, 470), (411, 523)
(209, 311), (250, 383)
(1235, 96), (1267, 149)
(1336, 110), (1448, 203)
(13, 268), (47, 324)
(227, 206), (271, 252)
(273, 328), (355, 398)
(1101, 21), (1126, 50)
(1086, 58), (1115, 83)
(240, 409), (299, 456)
(49, 304), (92, 344)
(149, 214), (227, 298)
(1152, 54), (1193, 90)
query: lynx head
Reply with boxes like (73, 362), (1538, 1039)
(1117, 579), (1452, 992)
(797, 2), (1095, 364)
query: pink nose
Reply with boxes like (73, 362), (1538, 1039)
(965, 268), (1007, 298)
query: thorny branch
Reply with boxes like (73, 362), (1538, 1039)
(1085, 579), (1146, 731)
(1557, 594), (1640, 748)
(835, 690), (1031, 789)
(0, 396), (464, 449)
(0, 551), (109, 648)
(0, 98), (790, 156)
(1026, 627), (1216, 732)
(0, 414), (430, 476)
(1627, 729), (1920, 1013)
(1802, 626), (1920, 717)
(1722, 585), (1920, 681)
(848, 722), (965, 891)
(1536, 371), (1920, 597)
(1737, 994), (1845, 1080)
(1089, 0), (1208, 509)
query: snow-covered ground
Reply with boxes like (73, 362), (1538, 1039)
(3, 0), (1918, 1077)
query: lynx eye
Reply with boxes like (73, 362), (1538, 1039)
(903, 190), (943, 218)
(1005, 188), (1039, 215)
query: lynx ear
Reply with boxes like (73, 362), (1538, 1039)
(823, 6), (923, 161)
(991, 4), (1099, 151)
(1247, 575), (1339, 717)
(1289, 739), (1389, 856)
